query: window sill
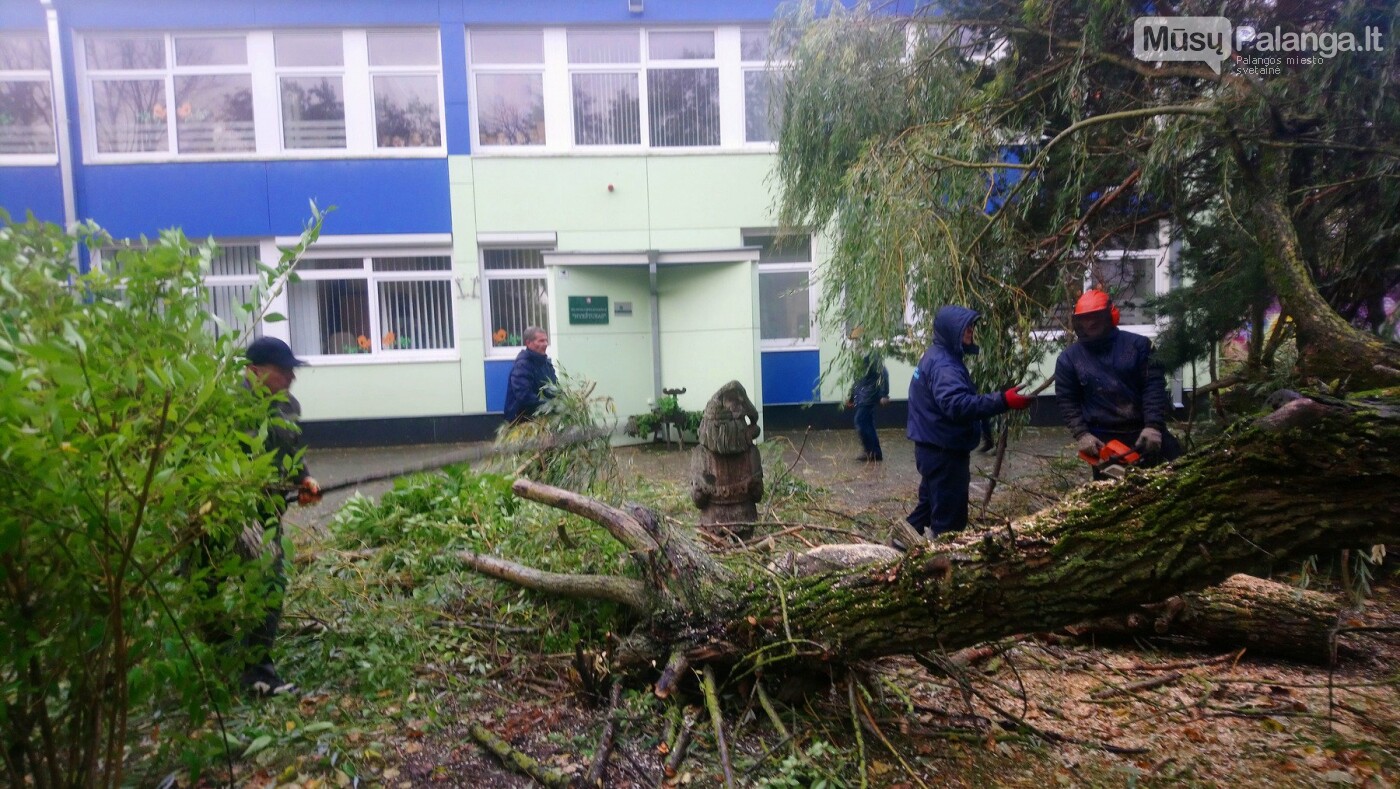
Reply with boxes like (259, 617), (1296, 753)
(82, 148), (448, 165)
(760, 343), (818, 352)
(466, 146), (778, 159)
(300, 351), (460, 366)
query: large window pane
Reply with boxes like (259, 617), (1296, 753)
(744, 70), (783, 143)
(567, 31), (638, 63)
(174, 36), (247, 67)
(746, 233), (811, 263)
(378, 280), (453, 351)
(647, 68), (718, 147)
(175, 74), (254, 153)
(203, 244), (262, 340)
(648, 31), (714, 60)
(0, 34), (49, 70)
(572, 72), (639, 145)
(280, 76), (345, 149)
(475, 73), (544, 146)
(274, 33), (343, 68)
(759, 270), (811, 341)
(92, 79), (168, 153)
(288, 278), (370, 356)
(1094, 256), (1157, 324)
(0, 80), (54, 154)
(373, 74), (441, 148)
(487, 278), (549, 347)
(86, 37), (165, 70)
(470, 30), (543, 64)
(368, 30), (439, 67)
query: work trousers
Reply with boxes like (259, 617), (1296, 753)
(906, 442), (971, 537)
(854, 404), (882, 460)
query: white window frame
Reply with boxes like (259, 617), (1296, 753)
(75, 29), (446, 164)
(468, 24), (770, 156)
(0, 31), (58, 165)
(271, 240), (458, 365)
(466, 29), (549, 152)
(479, 243), (554, 360)
(1089, 247), (1170, 338)
(746, 230), (817, 351)
(738, 26), (785, 149)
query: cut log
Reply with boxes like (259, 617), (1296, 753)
(467, 392), (1400, 674)
(1065, 574), (1351, 664)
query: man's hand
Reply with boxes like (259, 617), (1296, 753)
(1134, 427), (1163, 459)
(844, 399), (855, 409)
(1002, 385), (1033, 410)
(1076, 432), (1105, 456)
(298, 477), (322, 506)
(879, 397), (890, 406)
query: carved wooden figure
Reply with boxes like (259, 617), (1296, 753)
(690, 381), (764, 536)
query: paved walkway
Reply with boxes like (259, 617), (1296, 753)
(285, 425), (1082, 534)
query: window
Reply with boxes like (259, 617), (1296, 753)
(0, 33), (56, 159)
(368, 30), (442, 149)
(204, 243), (264, 340)
(469, 30), (546, 147)
(568, 30), (642, 146)
(1092, 251), (1164, 326)
(564, 29), (720, 148)
(740, 28), (786, 144)
(645, 30), (718, 147)
(275, 32), (346, 150)
(746, 232), (814, 347)
(77, 29), (445, 161)
(482, 247), (550, 353)
(287, 252), (455, 359)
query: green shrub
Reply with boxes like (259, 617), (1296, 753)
(0, 213), (316, 786)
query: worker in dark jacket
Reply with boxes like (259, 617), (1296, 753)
(1055, 289), (1180, 476)
(906, 306), (1032, 537)
(846, 350), (890, 461)
(237, 336), (320, 697)
(503, 326), (559, 423)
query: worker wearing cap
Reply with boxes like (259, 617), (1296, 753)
(1054, 289), (1180, 476)
(906, 305), (1033, 537)
(235, 336), (321, 697)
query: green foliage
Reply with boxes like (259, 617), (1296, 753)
(751, 739), (848, 789)
(772, 0), (1400, 388)
(488, 372), (618, 492)
(0, 213), (318, 786)
(626, 394), (703, 444)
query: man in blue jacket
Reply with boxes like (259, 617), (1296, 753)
(1055, 289), (1180, 477)
(846, 350), (891, 461)
(906, 306), (1032, 537)
(503, 326), (559, 423)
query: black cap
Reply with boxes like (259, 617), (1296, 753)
(245, 337), (308, 369)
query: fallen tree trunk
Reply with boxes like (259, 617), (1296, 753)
(461, 392), (1400, 676)
(1064, 574), (1350, 665)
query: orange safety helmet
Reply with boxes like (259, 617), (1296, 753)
(1074, 289), (1121, 326)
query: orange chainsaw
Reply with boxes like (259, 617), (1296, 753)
(1079, 439), (1141, 480)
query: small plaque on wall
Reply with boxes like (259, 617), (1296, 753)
(568, 295), (609, 325)
(614, 301), (633, 316)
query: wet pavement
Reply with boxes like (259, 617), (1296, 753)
(285, 425), (1082, 535)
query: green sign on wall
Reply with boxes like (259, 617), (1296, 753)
(568, 295), (609, 325)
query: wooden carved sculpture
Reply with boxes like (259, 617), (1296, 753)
(690, 380), (764, 536)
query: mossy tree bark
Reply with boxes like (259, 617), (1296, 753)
(462, 393), (1399, 677)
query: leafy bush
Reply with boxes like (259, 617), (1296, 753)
(0, 213), (315, 786)
(488, 372), (618, 493)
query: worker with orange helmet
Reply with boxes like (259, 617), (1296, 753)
(1054, 289), (1180, 475)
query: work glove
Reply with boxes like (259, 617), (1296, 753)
(1001, 385), (1033, 410)
(297, 476), (322, 506)
(1134, 427), (1163, 459)
(1076, 432), (1105, 456)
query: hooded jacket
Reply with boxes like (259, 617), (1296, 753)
(503, 348), (559, 422)
(1054, 326), (1169, 436)
(847, 353), (890, 408)
(906, 305), (1010, 451)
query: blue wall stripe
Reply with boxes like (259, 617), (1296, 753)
(761, 350), (821, 405)
(0, 167), (65, 226)
(484, 359), (513, 413)
(77, 159), (450, 239)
